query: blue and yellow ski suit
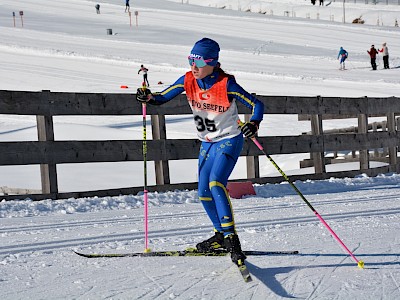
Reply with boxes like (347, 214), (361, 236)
(153, 69), (264, 236)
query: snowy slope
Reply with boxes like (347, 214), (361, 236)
(0, 0), (400, 299)
(1, 175), (400, 299)
(1, 0), (399, 192)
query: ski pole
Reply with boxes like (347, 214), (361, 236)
(238, 120), (364, 269)
(141, 82), (151, 253)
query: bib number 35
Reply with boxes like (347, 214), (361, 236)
(194, 115), (217, 132)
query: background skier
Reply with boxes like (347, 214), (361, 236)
(138, 65), (150, 87)
(136, 38), (264, 268)
(337, 47), (348, 70)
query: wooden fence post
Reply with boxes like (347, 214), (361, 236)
(37, 91), (58, 194)
(151, 114), (170, 185)
(358, 113), (369, 170)
(245, 114), (260, 179)
(372, 122), (379, 157)
(381, 121), (388, 157)
(387, 112), (397, 171)
(310, 112), (325, 174)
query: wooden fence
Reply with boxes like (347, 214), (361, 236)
(1, 90), (399, 201)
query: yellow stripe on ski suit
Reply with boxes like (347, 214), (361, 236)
(160, 84), (184, 95)
(228, 91), (256, 115)
(209, 181), (236, 230)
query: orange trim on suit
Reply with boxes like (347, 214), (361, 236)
(184, 71), (231, 115)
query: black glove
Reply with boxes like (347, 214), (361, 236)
(136, 88), (153, 103)
(239, 121), (258, 138)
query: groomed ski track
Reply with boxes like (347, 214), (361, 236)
(1, 186), (400, 299)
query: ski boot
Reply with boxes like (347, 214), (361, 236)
(196, 231), (225, 253)
(224, 234), (247, 266)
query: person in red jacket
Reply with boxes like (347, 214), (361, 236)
(367, 45), (379, 70)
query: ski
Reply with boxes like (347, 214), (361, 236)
(74, 248), (298, 258)
(74, 248), (298, 283)
(237, 261), (252, 282)
(245, 250), (299, 256)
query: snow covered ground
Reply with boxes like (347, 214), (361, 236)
(1, 175), (400, 299)
(0, 0), (400, 299)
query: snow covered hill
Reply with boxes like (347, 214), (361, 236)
(1, 0), (399, 192)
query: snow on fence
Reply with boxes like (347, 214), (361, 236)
(0, 90), (399, 201)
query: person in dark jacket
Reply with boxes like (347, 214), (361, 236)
(95, 4), (100, 14)
(367, 45), (379, 70)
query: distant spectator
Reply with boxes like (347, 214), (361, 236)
(379, 42), (390, 69)
(319, 0), (324, 5)
(95, 4), (100, 14)
(125, 0), (130, 13)
(311, 0), (316, 5)
(367, 45), (379, 70)
(337, 47), (348, 70)
(138, 65), (150, 87)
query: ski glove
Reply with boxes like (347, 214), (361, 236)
(239, 121), (258, 138)
(136, 88), (153, 103)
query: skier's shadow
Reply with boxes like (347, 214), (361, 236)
(246, 261), (297, 298)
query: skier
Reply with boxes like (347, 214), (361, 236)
(95, 4), (100, 14)
(138, 65), (150, 87)
(379, 42), (390, 69)
(136, 38), (264, 267)
(367, 45), (379, 70)
(125, 0), (130, 13)
(337, 47), (348, 70)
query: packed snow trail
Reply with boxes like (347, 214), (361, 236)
(1, 183), (400, 299)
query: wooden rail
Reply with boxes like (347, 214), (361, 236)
(1, 90), (399, 201)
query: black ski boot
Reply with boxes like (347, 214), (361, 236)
(196, 231), (225, 252)
(224, 234), (246, 266)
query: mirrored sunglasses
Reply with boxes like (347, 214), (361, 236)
(188, 56), (214, 68)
